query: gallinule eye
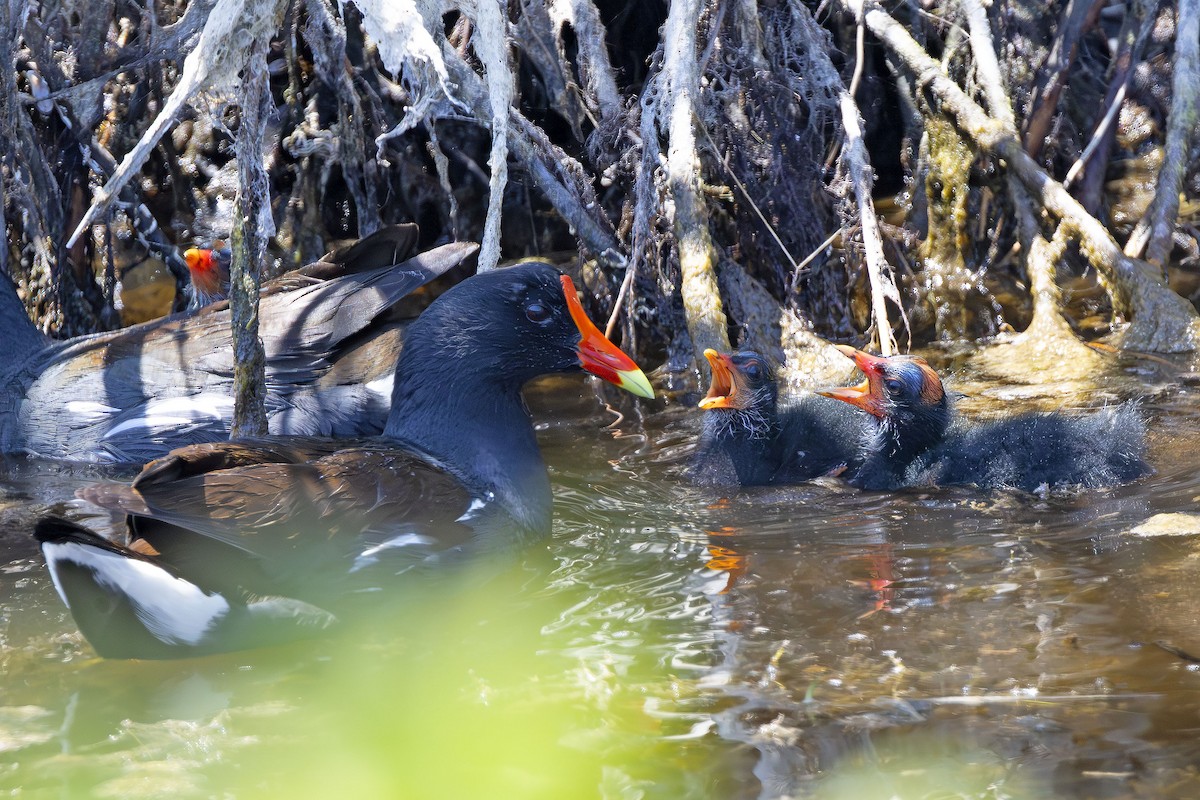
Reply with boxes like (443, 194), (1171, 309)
(1, 229), (475, 463)
(820, 345), (1150, 492)
(36, 262), (654, 659)
(690, 349), (863, 486)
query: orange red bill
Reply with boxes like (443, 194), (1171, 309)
(561, 275), (654, 399)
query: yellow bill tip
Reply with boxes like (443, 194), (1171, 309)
(615, 367), (655, 400)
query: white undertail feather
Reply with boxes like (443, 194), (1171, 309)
(42, 542), (230, 646)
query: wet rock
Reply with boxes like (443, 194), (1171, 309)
(1128, 513), (1200, 537)
(0, 705), (55, 752)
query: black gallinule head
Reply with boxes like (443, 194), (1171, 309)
(690, 349), (864, 486)
(36, 262), (654, 659)
(820, 346), (1150, 492)
(1, 232), (476, 463)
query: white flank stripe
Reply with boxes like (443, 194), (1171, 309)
(65, 400), (120, 422)
(103, 395), (235, 438)
(455, 497), (488, 523)
(364, 376), (393, 398)
(43, 542), (230, 646)
(350, 531), (436, 573)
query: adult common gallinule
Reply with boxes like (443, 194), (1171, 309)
(1, 238), (476, 463)
(36, 262), (654, 658)
(690, 349), (863, 486)
(820, 346), (1149, 492)
(182, 246), (231, 309)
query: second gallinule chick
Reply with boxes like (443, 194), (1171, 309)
(820, 346), (1150, 492)
(690, 349), (864, 486)
(35, 262), (654, 659)
(1, 236), (475, 462)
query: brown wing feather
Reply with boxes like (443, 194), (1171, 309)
(132, 438), (352, 488)
(17, 243), (478, 462)
(310, 223), (421, 276)
(113, 445), (478, 602)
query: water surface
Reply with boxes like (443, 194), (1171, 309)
(1, 352), (1199, 798)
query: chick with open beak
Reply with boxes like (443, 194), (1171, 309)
(691, 349), (864, 487)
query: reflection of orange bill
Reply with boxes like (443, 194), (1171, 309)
(705, 544), (743, 571)
(852, 546), (896, 618)
(705, 543), (748, 595)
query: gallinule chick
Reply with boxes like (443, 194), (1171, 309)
(183, 223), (422, 309)
(690, 349), (864, 486)
(35, 263), (654, 659)
(820, 346), (1150, 492)
(1, 238), (476, 463)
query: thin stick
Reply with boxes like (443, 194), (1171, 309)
(605, 261), (637, 339)
(838, 91), (897, 355)
(1141, 0), (1199, 267)
(789, 230), (841, 292)
(701, 124), (800, 273)
(1064, 82), (1126, 188)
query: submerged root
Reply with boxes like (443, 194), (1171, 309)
(972, 226), (1108, 385)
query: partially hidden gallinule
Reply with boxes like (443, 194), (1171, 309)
(35, 262), (655, 658)
(1, 233), (476, 463)
(689, 349), (864, 486)
(182, 246), (230, 309)
(183, 223), (422, 309)
(819, 346), (1150, 492)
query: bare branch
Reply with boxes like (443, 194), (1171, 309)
(548, 0), (622, 126)
(845, 0), (1199, 351)
(660, 0), (730, 360)
(1021, 0), (1106, 158)
(960, 0), (1015, 129)
(468, 0), (512, 272)
(1141, 0), (1199, 268)
(229, 52), (273, 437)
(67, 0), (289, 248)
(837, 92), (898, 356)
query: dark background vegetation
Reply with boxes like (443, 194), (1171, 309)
(3, 0), (1198, 372)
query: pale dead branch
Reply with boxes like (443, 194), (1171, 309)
(1140, 0), (1199, 269)
(844, 0), (1200, 352)
(659, 0), (730, 361)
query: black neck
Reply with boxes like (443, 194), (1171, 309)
(692, 409), (781, 486)
(383, 324), (552, 532)
(851, 406), (951, 490)
(0, 272), (48, 366)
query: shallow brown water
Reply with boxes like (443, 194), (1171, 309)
(1, 351), (1199, 798)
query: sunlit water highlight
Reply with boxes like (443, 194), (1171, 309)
(1, 353), (1199, 798)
